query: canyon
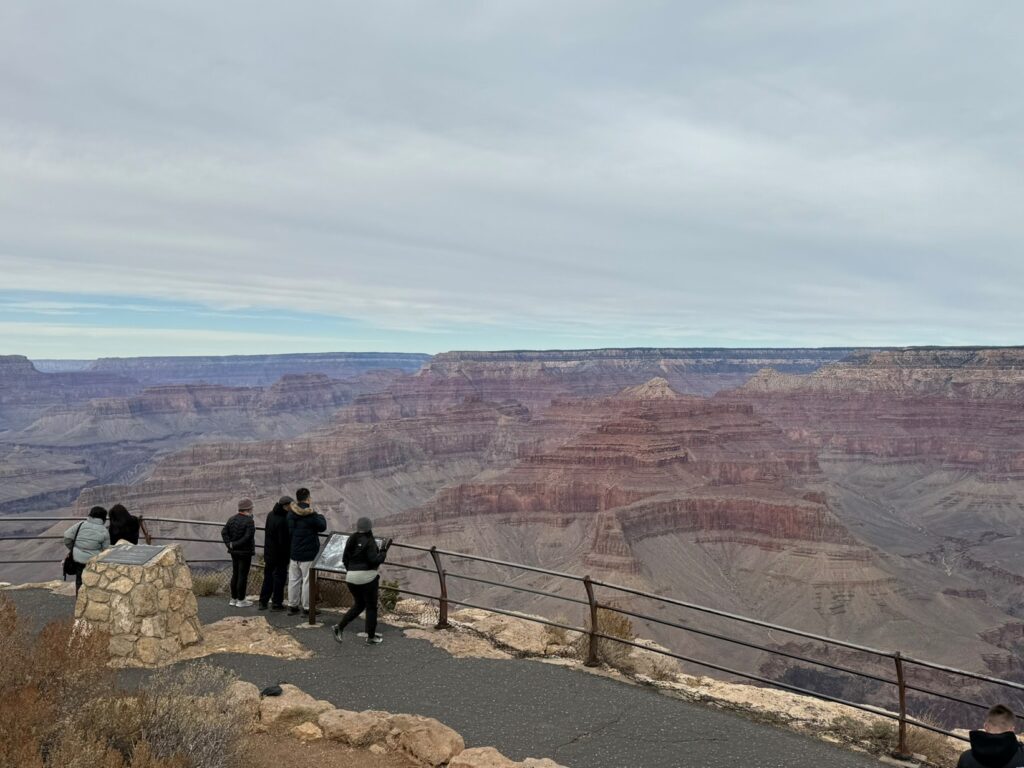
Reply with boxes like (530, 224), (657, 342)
(2, 346), (1023, 722)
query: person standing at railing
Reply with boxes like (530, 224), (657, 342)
(258, 495), (292, 611)
(108, 504), (140, 545)
(221, 499), (256, 608)
(958, 705), (1024, 768)
(287, 488), (326, 616)
(332, 517), (391, 646)
(62, 506), (111, 594)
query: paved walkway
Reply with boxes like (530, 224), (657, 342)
(8, 589), (883, 768)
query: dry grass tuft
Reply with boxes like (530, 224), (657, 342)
(191, 570), (228, 597)
(0, 593), (246, 768)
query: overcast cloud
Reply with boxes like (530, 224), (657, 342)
(1, 1), (1022, 357)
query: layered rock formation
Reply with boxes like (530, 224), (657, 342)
(0, 355), (139, 432)
(86, 352), (429, 386)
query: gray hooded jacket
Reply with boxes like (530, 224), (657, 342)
(63, 518), (111, 565)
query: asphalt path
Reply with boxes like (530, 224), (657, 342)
(7, 589), (884, 768)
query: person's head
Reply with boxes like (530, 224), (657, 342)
(109, 503), (131, 525)
(984, 705), (1017, 734)
(237, 498), (254, 516)
(356, 516), (372, 533)
(276, 495), (293, 511)
(88, 506), (108, 522)
(296, 487), (311, 504)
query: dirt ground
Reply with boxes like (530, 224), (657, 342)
(242, 733), (417, 768)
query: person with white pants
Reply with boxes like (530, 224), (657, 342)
(286, 487), (327, 615)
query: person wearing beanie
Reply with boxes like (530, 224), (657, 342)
(63, 506), (112, 594)
(221, 498), (256, 608)
(286, 487), (327, 616)
(332, 516), (391, 646)
(258, 495), (293, 611)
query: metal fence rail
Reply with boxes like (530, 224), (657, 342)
(3, 515), (1023, 757)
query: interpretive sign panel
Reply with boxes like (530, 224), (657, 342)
(98, 544), (169, 567)
(314, 533), (385, 574)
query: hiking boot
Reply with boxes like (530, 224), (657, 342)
(270, 604), (285, 612)
(366, 635), (383, 645)
(301, 608), (309, 616)
(257, 602), (268, 611)
(332, 624), (344, 643)
(288, 606), (300, 616)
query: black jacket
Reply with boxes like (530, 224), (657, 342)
(263, 502), (292, 565)
(109, 516), (140, 546)
(287, 502), (327, 562)
(221, 513), (256, 557)
(342, 531), (388, 572)
(958, 732), (1024, 768)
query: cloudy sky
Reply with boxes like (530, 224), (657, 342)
(2, 2), (1022, 358)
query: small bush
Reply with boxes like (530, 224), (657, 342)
(379, 579), (401, 612)
(0, 594), (246, 768)
(191, 570), (228, 597)
(573, 605), (637, 668)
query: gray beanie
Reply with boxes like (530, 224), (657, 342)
(356, 516), (372, 532)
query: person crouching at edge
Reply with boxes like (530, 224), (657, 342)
(287, 487), (327, 616)
(958, 705), (1024, 768)
(332, 517), (391, 645)
(63, 506), (111, 594)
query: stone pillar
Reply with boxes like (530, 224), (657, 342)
(75, 543), (203, 666)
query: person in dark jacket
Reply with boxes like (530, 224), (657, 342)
(108, 503), (140, 545)
(62, 506), (111, 593)
(258, 495), (292, 611)
(221, 498), (256, 608)
(958, 705), (1024, 768)
(286, 488), (327, 615)
(332, 517), (390, 645)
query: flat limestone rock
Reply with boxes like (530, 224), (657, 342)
(177, 615), (312, 663)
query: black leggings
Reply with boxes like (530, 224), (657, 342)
(259, 560), (288, 607)
(73, 561), (86, 594)
(337, 577), (379, 637)
(230, 555), (252, 601)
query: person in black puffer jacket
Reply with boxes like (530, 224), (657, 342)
(958, 705), (1024, 768)
(221, 498), (256, 608)
(108, 504), (140, 545)
(258, 496), (292, 611)
(286, 488), (327, 615)
(332, 517), (391, 645)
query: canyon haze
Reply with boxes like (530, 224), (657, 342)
(2, 346), (1023, 721)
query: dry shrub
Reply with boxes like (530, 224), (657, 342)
(0, 594), (245, 768)
(191, 570), (227, 597)
(572, 605), (637, 668)
(543, 619), (570, 648)
(905, 722), (962, 766)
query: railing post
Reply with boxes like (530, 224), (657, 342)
(893, 651), (911, 759)
(138, 516), (153, 545)
(429, 547), (449, 629)
(309, 568), (319, 626)
(583, 575), (599, 667)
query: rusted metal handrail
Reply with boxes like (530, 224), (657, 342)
(4, 519), (1022, 745)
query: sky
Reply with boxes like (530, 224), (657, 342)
(2, 2), (1023, 358)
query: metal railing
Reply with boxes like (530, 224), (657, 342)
(3, 515), (1023, 758)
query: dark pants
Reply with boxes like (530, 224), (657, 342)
(230, 555), (252, 601)
(337, 577), (379, 637)
(73, 561), (86, 594)
(259, 560), (288, 607)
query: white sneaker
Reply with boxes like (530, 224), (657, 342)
(357, 632), (383, 639)
(229, 599), (238, 607)
(236, 599), (254, 608)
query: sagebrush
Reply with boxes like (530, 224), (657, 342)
(0, 594), (247, 768)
